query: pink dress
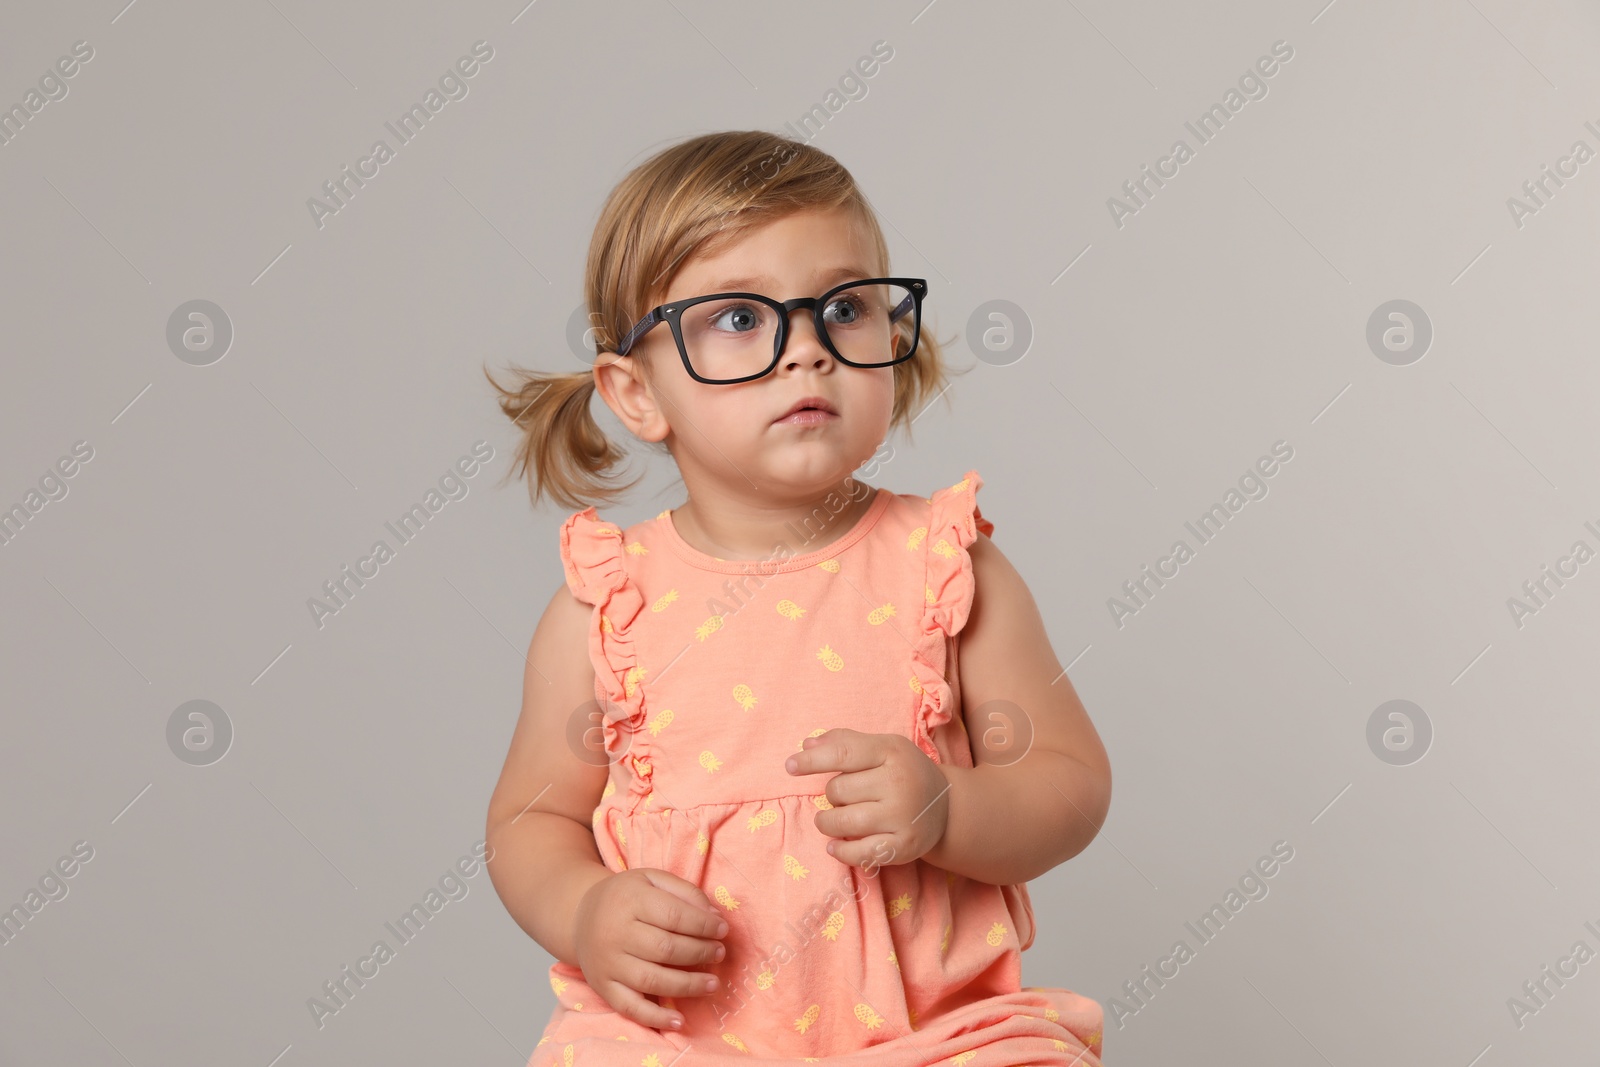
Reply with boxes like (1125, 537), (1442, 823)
(532, 470), (1105, 1066)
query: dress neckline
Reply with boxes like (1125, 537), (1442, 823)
(657, 487), (892, 574)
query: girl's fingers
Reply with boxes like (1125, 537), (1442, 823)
(625, 952), (722, 1000)
(600, 978), (683, 1032)
(630, 918), (726, 969)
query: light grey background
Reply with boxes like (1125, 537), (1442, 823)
(3, 0), (1598, 1063)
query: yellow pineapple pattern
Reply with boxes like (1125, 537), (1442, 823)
(909, 674), (923, 695)
(600, 614), (613, 633)
(866, 602), (896, 625)
(782, 854), (809, 879)
(887, 893), (912, 918)
(597, 524), (622, 540)
(986, 921), (1008, 946)
(755, 968), (775, 990)
(948, 477), (971, 494)
(694, 615), (724, 641)
(601, 779), (616, 800)
(816, 645), (844, 672)
(623, 666), (647, 696)
(1051, 1039), (1068, 1052)
(951, 1051), (976, 1067)
(798, 728), (826, 748)
(940, 921), (952, 954)
(713, 886), (741, 909)
(1044, 1006), (1060, 1022)
(854, 1003), (884, 1030)
(563, 1044), (575, 1067)
(551, 972), (569, 995)
(699, 751), (723, 773)
(817, 559), (840, 572)
(794, 1004), (820, 1033)
(813, 794), (833, 810)
(613, 817), (627, 848)
(732, 684), (758, 710)
(925, 584), (936, 605)
(887, 950), (898, 969)
(626, 541), (649, 555)
(650, 589), (679, 612)
(821, 910), (846, 940)
(696, 831), (709, 856)
(646, 709), (674, 735)
(906, 526), (927, 550)
(747, 809), (778, 832)
(932, 538), (958, 559)
(775, 598), (807, 620)
(721, 1032), (750, 1053)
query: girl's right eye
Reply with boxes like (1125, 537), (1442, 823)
(708, 303), (763, 335)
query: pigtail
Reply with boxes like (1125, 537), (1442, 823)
(482, 362), (643, 512)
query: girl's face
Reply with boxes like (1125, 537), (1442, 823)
(599, 206), (898, 502)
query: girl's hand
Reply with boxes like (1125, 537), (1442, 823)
(573, 868), (729, 1032)
(784, 728), (950, 869)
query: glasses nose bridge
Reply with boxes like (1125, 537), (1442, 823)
(774, 295), (829, 364)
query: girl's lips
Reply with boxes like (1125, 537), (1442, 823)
(774, 409), (839, 426)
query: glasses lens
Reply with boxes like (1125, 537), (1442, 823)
(680, 283), (918, 382)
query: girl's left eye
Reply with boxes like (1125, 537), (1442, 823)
(823, 296), (865, 326)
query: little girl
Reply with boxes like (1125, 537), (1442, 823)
(484, 130), (1110, 1067)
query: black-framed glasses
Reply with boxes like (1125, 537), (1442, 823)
(607, 277), (928, 385)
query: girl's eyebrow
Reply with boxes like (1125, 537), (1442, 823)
(699, 266), (874, 293)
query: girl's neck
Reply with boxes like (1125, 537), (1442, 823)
(671, 478), (877, 562)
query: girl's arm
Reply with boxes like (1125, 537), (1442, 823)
(923, 532), (1112, 885)
(485, 583), (612, 967)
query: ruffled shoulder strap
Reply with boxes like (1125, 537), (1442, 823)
(909, 469), (991, 764)
(557, 507), (654, 808)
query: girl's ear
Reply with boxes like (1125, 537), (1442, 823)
(593, 354), (671, 444)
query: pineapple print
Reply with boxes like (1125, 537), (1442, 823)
(821, 910), (846, 941)
(940, 921), (952, 954)
(887, 893), (912, 918)
(696, 831), (710, 856)
(866, 602), (896, 625)
(600, 614), (613, 633)
(816, 645), (844, 672)
(794, 1004), (821, 1033)
(646, 709), (674, 735)
(932, 537), (958, 559)
(694, 614), (725, 641)
(623, 666), (647, 696)
(951, 1051), (977, 1067)
(854, 1003), (885, 1030)
(1051, 1040), (1069, 1052)
(813, 794), (833, 810)
(775, 598), (807, 620)
(909, 674), (923, 695)
(755, 968), (776, 990)
(817, 559), (840, 572)
(747, 809), (778, 832)
(626, 541), (649, 555)
(713, 886), (741, 910)
(732, 684), (758, 710)
(986, 921), (1008, 947)
(798, 728), (826, 748)
(1044, 1006), (1060, 1023)
(699, 750), (723, 773)
(551, 972), (569, 996)
(598, 524), (623, 540)
(782, 854), (810, 880)
(907, 526), (927, 550)
(601, 779), (616, 800)
(721, 1033), (750, 1053)
(650, 589), (679, 612)
(925, 584), (936, 605)
(613, 817), (627, 848)
(948, 477), (971, 494)
(887, 950), (899, 969)
(563, 1045), (575, 1067)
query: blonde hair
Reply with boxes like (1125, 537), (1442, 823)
(484, 130), (966, 512)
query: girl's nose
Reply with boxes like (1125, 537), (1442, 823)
(779, 313), (834, 371)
